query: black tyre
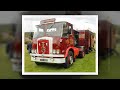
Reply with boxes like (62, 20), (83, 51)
(35, 62), (41, 65)
(63, 51), (74, 68)
(79, 51), (85, 58)
(86, 49), (89, 54)
(81, 51), (85, 58)
(73, 57), (75, 62)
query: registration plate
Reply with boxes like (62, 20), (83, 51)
(40, 59), (48, 61)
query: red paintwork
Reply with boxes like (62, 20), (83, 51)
(49, 35), (74, 55)
(85, 30), (90, 50)
(38, 40), (49, 54)
(13, 41), (22, 54)
(64, 47), (80, 58)
(78, 30), (94, 51)
(59, 38), (68, 54)
(52, 36), (61, 52)
(67, 54), (70, 64)
(79, 31), (85, 46)
(32, 43), (37, 50)
(12, 32), (22, 54)
(53, 36), (61, 44)
(74, 47), (80, 58)
(32, 39), (37, 44)
(59, 35), (75, 55)
(31, 22), (80, 58)
(32, 34), (79, 57)
(32, 38), (37, 50)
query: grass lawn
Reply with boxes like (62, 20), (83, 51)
(80, 43), (120, 79)
(1, 42), (120, 79)
(0, 44), (22, 79)
(24, 45), (96, 72)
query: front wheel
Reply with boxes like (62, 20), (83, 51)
(63, 51), (74, 68)
(35, 62), (41, 65)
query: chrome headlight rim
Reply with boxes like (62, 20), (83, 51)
(32, 49), (37, 54)
(52, 49), (56, 54)
(56, 49), (60, 54)
(53, 49), (60, 54)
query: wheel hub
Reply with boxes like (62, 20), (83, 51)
(69, 56), (73, 64)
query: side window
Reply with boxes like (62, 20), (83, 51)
(68, 25), (72, 34)
(63, 23), (68, 31)
(62, 23), (69, 37)
(62, 23), (73, 37)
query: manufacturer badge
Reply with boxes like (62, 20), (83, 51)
(41, 42), (46, 54)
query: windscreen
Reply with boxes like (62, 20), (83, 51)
(46, 22), (63, 37)
(33, 22), (63, 39)
(33, 28), (44, 39)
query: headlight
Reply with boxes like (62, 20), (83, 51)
(53, 49), (60, 54)
(34, 50), (37, 53)
(56, 49), (60, 54)
(32, 50), (34, 53)
(32, 49), (37, 53)
(53, 49), (56, 54)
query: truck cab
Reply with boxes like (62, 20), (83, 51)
(30, 19), (85, 68)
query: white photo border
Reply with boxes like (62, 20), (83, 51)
(22, 15), (98, 75)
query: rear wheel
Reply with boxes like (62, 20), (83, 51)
(86, 49), (89, 54)
(79, 51), (85, 58)
(63, 51), (74, 68)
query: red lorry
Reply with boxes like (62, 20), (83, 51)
(6, 11), (83, 72)
(30, 18), (86, 68)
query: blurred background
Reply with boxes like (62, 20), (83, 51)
(0, 11), (120, 79)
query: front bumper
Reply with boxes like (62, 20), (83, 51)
(30, 53), (65, 64)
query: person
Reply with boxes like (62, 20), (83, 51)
(27, 41), (32, 53)
(6, 40), (14, 58)
(6, 36), (14, 58)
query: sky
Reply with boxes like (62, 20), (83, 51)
(22, 15), (98, 33)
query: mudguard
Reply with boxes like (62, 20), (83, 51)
(64, 47), (80, 58)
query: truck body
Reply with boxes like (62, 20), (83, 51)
(30, 19), (85, 68)
(76, 30), (95, 54)
(98, 20), (116, 56)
